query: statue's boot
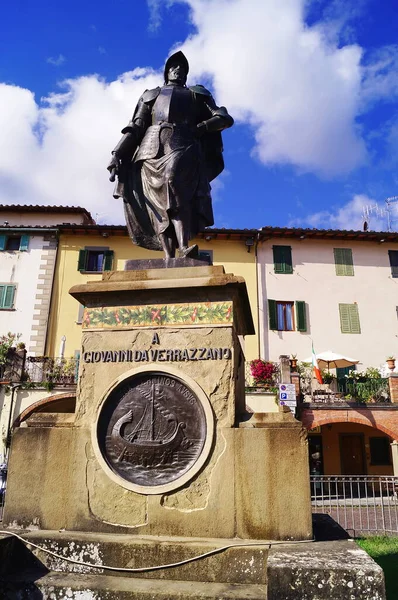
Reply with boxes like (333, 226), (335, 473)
(179, 244), (199, 258)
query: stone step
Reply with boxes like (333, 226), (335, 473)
(1, 531), (269, 585)
(0, 571), (268, 599)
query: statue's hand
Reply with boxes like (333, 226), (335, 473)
(107, 154), (120, 182)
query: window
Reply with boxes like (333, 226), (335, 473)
(198, 249), (213, 263)
(0, 284), (16, 309)
(334, 248), (354, 276)
(273, 245), (293, 274)
(268, 300), (307, 331)
(369, 437), (391, 465)
(339, 303), (361, 334)
(388, 250), (398, 278)
(78, 248), (114, 272)
(0, 235), (29, 252)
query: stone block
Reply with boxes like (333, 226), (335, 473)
(234, 422), (312, 540)
(267, 540), (385, 599)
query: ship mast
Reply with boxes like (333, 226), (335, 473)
(150, 380), (155, 441)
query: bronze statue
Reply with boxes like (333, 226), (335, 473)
(107, 51), (233, 259)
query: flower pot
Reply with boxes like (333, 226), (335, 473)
(387, 359), (395, 371)
(290, 359), (297, 370)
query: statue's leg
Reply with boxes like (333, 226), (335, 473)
(159, 232), (176, 258)
(172, 217), (198, 258)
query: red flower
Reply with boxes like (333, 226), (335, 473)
(250, 359), (278, 385)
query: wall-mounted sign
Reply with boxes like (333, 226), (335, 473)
(279, 383), (296, 402)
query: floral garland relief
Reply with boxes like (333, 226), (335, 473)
(82, 302), (233, 329)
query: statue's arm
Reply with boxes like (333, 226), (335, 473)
(107, 88), (159, 176)
(191, 86), (234, 137)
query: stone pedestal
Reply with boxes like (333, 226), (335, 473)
(4, 265), (312, 541)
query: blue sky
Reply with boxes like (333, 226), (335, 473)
(1, 0), (398, 230)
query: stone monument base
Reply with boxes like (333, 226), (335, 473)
(0, 531), (385, 599)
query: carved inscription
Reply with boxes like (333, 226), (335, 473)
(84, 347), (231, 364)
(97, 372), (207, 488)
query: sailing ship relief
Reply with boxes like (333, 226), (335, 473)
(100, 372), (207, 487)
(112, 380), (189, 468)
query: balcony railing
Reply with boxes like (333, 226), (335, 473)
(308, 378), (390, 405)
(24, 357), (79, 387)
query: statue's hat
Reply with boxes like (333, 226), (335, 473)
(164, 51), (189, 81)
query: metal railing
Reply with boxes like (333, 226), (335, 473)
(311, 475), (398, 535)
(25, 357), (79, 386)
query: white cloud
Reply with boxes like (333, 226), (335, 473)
(0, 70), (162, 224)
(288, 194), (388, 231)
(147, 0), (163, 31)
(46, 54), (66, 67)
(170, 0), (366, 176)
(361, 45), (398, 108)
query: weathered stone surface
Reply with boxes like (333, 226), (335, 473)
(0, 572), (268, 599)
(3, 427), (73, 530)
(125, 256), (212, 270)
(267, 540), (386, 600)
(235, 420), (312, 540)
(77, 326), (239, 429)
(10, 531), (268, 584)
(86, 451), (148, 527)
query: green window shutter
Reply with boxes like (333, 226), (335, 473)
(3, 285), (15, 309)
(0, 286), (4, 308)
(388, 250), (398, 278)
(339, 304), (351, 333)
(273, 246), (293, 274)
(339, 303), (361, 334)
(0, 236), (6, 251)
(334, 248), (354, 276)
(295, 301), (307, 332)
(19, 235), (29, 251)
(78, 249), (87, 272)
(103, 250), (114, 271)
(268, 299), (278, 330)
(349, 304), (361, 333)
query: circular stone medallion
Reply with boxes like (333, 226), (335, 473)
(97, 371), (209, 493)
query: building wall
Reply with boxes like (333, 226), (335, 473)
(309, 422), (394, 476)
(258, 238), (398, 369)
(46, 234), (258, 361)
(0, 233), (57, 354)
(0, 211), (89, 226)
(0, 387), (75, 461)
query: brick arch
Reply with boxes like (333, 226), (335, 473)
(13, 392), (76, 428)
(301, 408), (398, 441)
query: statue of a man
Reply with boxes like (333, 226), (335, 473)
(107, 51), (233, 259)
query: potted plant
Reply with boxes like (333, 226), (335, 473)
(249, 359), (278, 388)
(290, 354), (298, 370)
(386, 356), (396, 370)
(322, 371), (336, 385)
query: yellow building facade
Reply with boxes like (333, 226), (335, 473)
(46, 226), (259, 363)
